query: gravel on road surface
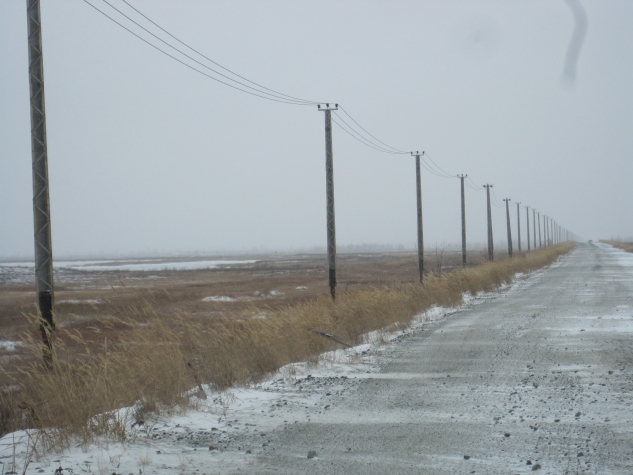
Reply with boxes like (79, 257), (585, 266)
(226, 243), (633, 474)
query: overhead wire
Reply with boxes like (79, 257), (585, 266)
(420, 156), (454, 179)
(491, 187), (504, 208)
(331, 117), (406, 155)
(83, 0), (317, 105)
(331, 112), (408, 155)
(420, 151), (455, 178)
(337, 106), (408, 154)
(464, 180), (482, 192)
(466, 176), (483, 191)
(98, 0), (315, 104)
(463, 176), (483, 191)
(120, 0), (318, 105)
(417, 159), (454, 179)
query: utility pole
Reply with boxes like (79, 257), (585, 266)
(548, 218), (552, 246)
(484, 185), (494, 261)
(412, 152), (424, 282)
(503, 198), (513, 257)
(318, 103), (338, 299)
(547, 220), (553, 246)
(525, 206), (530, 252)
(516, 202), (521, 253)
(537, 212), (542, 248)
(458, 174), (467, 267)
(533, 209), (537, 250)
(27, 0), (55, 367)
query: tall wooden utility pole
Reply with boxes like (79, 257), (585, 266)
(525, 206), (530, 252)
(458, 174), (467, 267)
(516, 202), (521, 253)
(503, 198), (513, 257)
(318, 104), (338, 299)
(412, 152), (424, 282)
(484, 185), (494, 261)
(27, 0), (55, 367)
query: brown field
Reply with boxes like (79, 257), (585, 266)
(0, 244), (573, 442)
(0, 248), (493, 350)
(601, 240), (633, 253)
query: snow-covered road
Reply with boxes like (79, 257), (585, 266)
(3, 242), (633, 474)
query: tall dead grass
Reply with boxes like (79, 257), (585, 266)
(0, 242), (574, 445)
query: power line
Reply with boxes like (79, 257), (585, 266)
(491, 186), (504, 208)
(331, 116), (405, 155)
(466, 176), (483, 191)
(420, 151), (454, 178)
(337, 106), (407, 153)
(83, 0), (315, 105)
(120, 0), (318, 105)
(332, 112), (407, 154)
(418, 156), (454, 178)
(420, 156), (453, 179)
(100, 0), (315, 104)
(464, 180), (482, 192)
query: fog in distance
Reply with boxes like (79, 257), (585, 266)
(1, 0), (632, 259)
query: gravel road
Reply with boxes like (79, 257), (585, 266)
(221, 243), (633, 474)
(5, 243), (631, 475)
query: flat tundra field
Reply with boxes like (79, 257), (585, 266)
(1, 242), (633, 474)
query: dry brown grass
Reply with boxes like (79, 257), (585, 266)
(0, 243), (574, 445)
(601, 240), (633, 253)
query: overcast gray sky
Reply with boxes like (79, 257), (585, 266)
(1, 0), (632, 259)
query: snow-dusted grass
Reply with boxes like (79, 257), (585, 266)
(0, 243), (574, 452)
(0, 274), (544, 475)
(600, 240), (633, 254)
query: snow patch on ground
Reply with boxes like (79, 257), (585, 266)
(0, 340), (21, 351)
(201, 296), (236, 302)
(0, 259), (257, 272)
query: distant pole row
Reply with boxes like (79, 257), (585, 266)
(317, 108), (577, 299)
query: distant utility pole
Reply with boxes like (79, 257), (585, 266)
(533, 209), (537, 250)
(412, 152), (424, 282)
(525, 206), (530, 252)
(318, 103), (338, 299)
(537, 212), (542, 248)
(547, 217), (554, 246)
(516, 202), (521, 253)
(27, 0), (55, 367)
(548, 218), (552, 246)
(484, 185), (494, 261)
(458, 174), (467, 267)
(503, 198), (513, 257)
